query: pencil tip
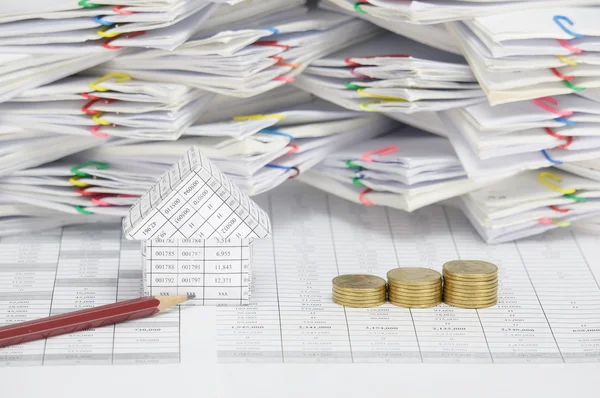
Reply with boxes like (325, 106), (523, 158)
(187, 293), (196, 300)
(157, 295), (193, 311)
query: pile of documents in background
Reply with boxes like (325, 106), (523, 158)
(2, 0), (600, 244)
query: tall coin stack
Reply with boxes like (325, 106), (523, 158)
(387, 268), (443, 308)
(332, 274), (387, 308)
(443, 260), (499, 309)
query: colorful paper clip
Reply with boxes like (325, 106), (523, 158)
(550, 68), (574, 81)
(114, 5), (134, 14)
(538, 217), (571, 227)
(537, 171), (576, 194)
(75, 206), (94, 215)
(360, 145), (398, 163)
(548, 205), (570, 213)
(69, 177), (89, 188)
(286, 144), (299, 155)
(357, 89), (407, 102)
(89, 73), (131, 92)
(71, 161), (109, 177)
(354, 1), (368, 14)
(102, 31), (146, 49)
(79, 0), (99, 8)
(541, 150), (563, 165)
(91, 125), (109, 137)
(532, 97), (572, 116)
(233, 113), (285, 121)
(553, 16), (584, 39)
(557, 39), (582, 54)
(359, 188), (374, 206)
(260, 129), (294, 141)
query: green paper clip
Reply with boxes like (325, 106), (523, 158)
(79, 0), (100, 8)
(563, 79), (586, 91)
(71, 161), (109, 177)
(345, 160), (362, 169)
(563, 193), (586, 202)
(352, 177), (364, 187)
(75, 206), (94, 215)
(353, 2), (366, 13)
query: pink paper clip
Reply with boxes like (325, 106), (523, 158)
(557, 39), (582, 54)
(274, 76), (295, 82)
(532, 97), (573, 116)
(360, 145), (398, 162)
(359, 188), (374, 206)
(91, 197), (112, 207)
(538, 218), (554, 224)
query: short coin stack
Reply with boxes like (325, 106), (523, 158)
(332, 274), (387, 308)
(443, 260), (498, 309)
(387, 268), (443, 308)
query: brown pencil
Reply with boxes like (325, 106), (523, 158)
(0, 294), (193, 348)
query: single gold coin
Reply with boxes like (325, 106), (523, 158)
(443, 260), (498, 279)
(388, 295), (443, 304)
(388, 291), (442, 300)
(444, 299), (497, 309)
(443, 273), (498, 283)
(389, 300), (441, 308)
(332, 293), (386, 303)
(444, 278), (498, 288)
(387, 267), (442, 285)
(388, 281), (441, 290)
(332, 287), (385, 298)
(444, 293), (497, 302)
(444, 290), (498, 298)
(332, 274), (386, 292)
(333, 298), (386, 308)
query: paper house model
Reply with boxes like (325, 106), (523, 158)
(122, 146), (271, 306)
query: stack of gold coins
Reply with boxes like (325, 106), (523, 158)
(332, 274), (386, 308)
(443, 260), (498, 309)
(387, 267), (442, 308)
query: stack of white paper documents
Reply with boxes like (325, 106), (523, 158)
(0, 0), (280, 103)
(298, 126), (503, 212)
(447, 7), (600, 104)
(92, 8), (380, 97)
(439, 95), (600, 179)
(454, 167), (600, 243)
(295, 31), (485, 113)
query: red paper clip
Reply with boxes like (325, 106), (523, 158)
(114, 5), (134, 14)
(81, 92), (100, 100)
(350, 68), (370, 80)
(361, 145), (398, 162)
(289, 167), (300, 179)
(548, 205), (570, 213)
(102, 31), (146, 49)
(270, 56), (300, 68)
(359, 188), (374, 206)
(274, 76), (295, 82)
(532, 97), (573, 116)
(550, 67), (574, 81)
(557, 39), (582, 53)
(91, 125), (109, 137)
(286, 144), (299, 154)
(253, 40), (291, 50)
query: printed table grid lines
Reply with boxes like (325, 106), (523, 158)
(217, 188), (600, 364)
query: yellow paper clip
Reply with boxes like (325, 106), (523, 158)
(69, 177), (89, 187)
(552, 220), (571, 227)
(92, 112), (112, 126)
(233, 114), (286, 121)
(97, 26), (121, 38)
(537, 171), (576, 194)
(356, 88), (408, 102)
(557, 55), (577, 66)
(89, 73), (131, 92)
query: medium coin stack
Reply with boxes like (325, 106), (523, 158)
(332, 274), (386, 308)
(387, 267), (442, 308)
(443, 260), (498, 309)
